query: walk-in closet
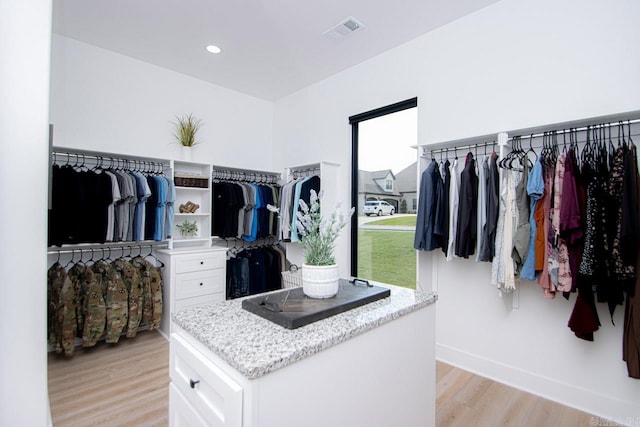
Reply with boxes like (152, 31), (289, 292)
(3, 0), (640, 425)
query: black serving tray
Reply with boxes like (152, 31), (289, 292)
(241, 279), (391, 329)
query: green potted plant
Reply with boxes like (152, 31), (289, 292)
(294, 190), (353, 298)
(269, 189), (353, 298)
(176, 219), (199, 238)
(172, 113), (203, 160)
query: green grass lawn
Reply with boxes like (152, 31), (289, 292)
(365, 215), (417, 227)
(357, 229), (416, 289)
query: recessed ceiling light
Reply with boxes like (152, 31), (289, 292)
(206, 45), (221, 54)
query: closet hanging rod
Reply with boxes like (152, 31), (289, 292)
(211, 165), (281, 177)
(520, 132), (640, 151)
(51, 151), (169, 169)
(211, 166), (280, 183)
(507, 118), (640, 142)
(290, 166), (321, 177)
(212, 170), (280, 184)
(47, 242), (168, 255)
(423, 141), (496, 157)
(211, 170), (281, 178)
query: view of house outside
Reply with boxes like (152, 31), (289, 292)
(357, 108), (417, 289)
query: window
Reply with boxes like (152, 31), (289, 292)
(412, 198), (417, 211)
(349, 98), (418, 289)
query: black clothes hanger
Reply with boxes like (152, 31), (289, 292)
(540, 132), (549, 166)
(570, 127), (579, 152)
(598, 126), (607, 164)
(618, 121), (624, 147)
(508, 136), (519, 169)
(86, 248), (96, 265)
(581, 127), (593, 169)
(95, 247), (104, 262)
(507, 136), (526, 169)
(92, 156), (101, 171)
(499, 138), (512, 169)
(526, 133), (538, 164)
(545, 131), (558, 167)
(63, 249), (75, 269)
(144, 246), (165, 268)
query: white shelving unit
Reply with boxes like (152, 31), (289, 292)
(171, 160), (213, 250)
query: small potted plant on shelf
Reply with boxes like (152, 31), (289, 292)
(177, 220), (199, 239)
(172, 113), (203, 160)
(271, 190), (353, 298)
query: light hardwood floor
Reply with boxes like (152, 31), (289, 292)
(436, 362), (596, 427)
(49, 331), (596, 426)
(48, 330), (169, 427)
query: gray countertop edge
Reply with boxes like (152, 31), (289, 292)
(173, 286), (438, 380)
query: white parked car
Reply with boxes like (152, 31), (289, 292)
(363, 200), (395, 216)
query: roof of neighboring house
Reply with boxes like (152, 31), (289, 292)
(395, 162), (417, 194)
(368, 169), (395, 180)
(358, 169), (401, 197)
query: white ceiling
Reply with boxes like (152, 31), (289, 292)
(52, 0), (500, 101)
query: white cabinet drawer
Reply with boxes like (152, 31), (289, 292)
(176, 252), (225, 274)
(171, 333), (243, 427)
(174, 293), (224, 312)
(176, 270), (225, 300)
(170, 383), (208, 427)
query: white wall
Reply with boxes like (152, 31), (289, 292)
(0, 0), (52, 425)
(273, 0), (640, 421)
(50, 35), (274, 170)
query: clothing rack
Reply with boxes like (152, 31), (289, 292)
(51, 150), (169, 174)
(422, 140), (497, 158)
(211, 165), (280, 184)
(47, 241), (165, 356)
(220, 236), (279, 248)
(47, 243), (168, 260)
(507, 118), (640, 142)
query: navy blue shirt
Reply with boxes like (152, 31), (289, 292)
(414, 160), (444, 251)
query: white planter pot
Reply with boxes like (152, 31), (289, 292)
(302, 264), (339, 299)
(180, 145), (193, 161)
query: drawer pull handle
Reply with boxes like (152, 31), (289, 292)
(200, 261), (204, 265)
(199, 282), (203, 286)
(190, 379), (200, 389)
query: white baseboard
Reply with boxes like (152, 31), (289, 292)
(436, 343), (639, 423)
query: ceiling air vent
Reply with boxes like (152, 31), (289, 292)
(324, 16), (365, 40)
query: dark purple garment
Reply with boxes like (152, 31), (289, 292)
(560, 150), (583, 294)
(560, 149), (583, 245)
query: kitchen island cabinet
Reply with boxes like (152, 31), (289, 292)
(170, 283), (437, 427)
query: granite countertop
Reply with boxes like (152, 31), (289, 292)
(172, 283), (438, 379)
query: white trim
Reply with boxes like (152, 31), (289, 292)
(436, 343), (638, 422)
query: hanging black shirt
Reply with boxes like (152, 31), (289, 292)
(455, 154), (478, 258)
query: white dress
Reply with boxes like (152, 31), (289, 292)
(491, 169), (507, 286)
(491, 168), (521, 291)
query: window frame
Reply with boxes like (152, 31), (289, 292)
(348, 97), (417, 276)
